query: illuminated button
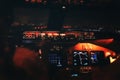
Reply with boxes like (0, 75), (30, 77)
(74, 63), (77, 66)
(39, 56), (42, 59)
(53, 33), (59, 36)
(41, 33), (45, 36)
(60, 33), (66, 36)
(74, 60), (77, 62)
(66, 67), (69, 70)
(71, 74), (78, 77)
(62, 6), (66, 9)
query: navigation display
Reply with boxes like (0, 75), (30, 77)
(90, 51), (105, 65)
(73, 51), (89, 66)
(73, 51), (106, 66)
(90, 51), (98, 65)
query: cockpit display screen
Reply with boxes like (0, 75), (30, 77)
(73, 51), (89, 66)
(48, 51), (66, 67)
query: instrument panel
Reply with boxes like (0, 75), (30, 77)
(22, 31), (95, 41)
(41, 43), (110, 74)
(20, 30), (113, 80)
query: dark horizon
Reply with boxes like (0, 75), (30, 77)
(13, 7), (120, 28)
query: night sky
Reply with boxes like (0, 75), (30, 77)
(14, 7), (120, 26)
(12, 0), (120, 29)
(64, 8), (120, 25)
(14, 8), (50, 25)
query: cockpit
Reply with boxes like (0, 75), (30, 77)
(0, 0), (120, 80)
